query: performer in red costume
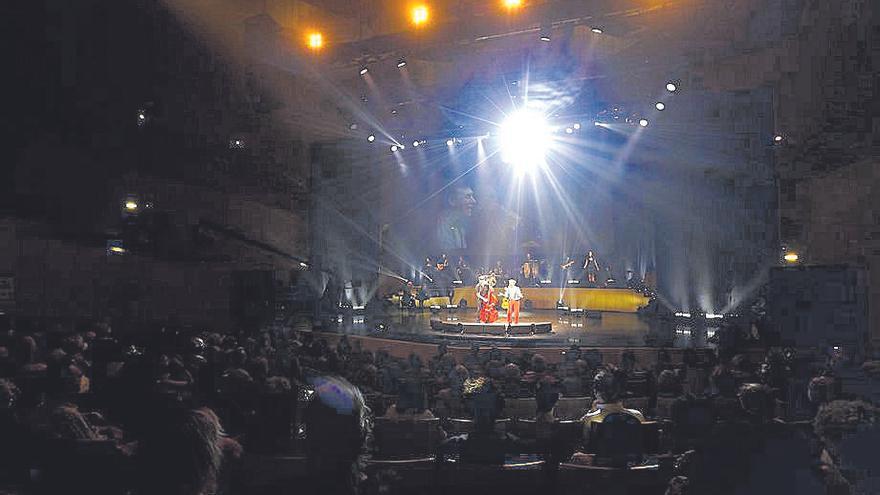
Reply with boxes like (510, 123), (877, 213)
(476, 275), (499, 323)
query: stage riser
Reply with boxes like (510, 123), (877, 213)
(452, 287), (650, 313)
(431, 321), (552, 335)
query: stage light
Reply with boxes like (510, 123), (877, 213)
(391, 145), (399, 152)
(367, 135), (375, 142)
(349, 123), (358, 130)
(573, 123), (581, 130)
(410, 5), (429, 26)
(503, 0), (522, 10)
(706, 313), (723, 319)
(539, 34), (551, 42)
(666, 82), (677, 92)
(109, 246), (126, 254)
(124, 200), (138, 211)
(446, 139), (454, 146)
(774, 134), (784, 143)
(590, 26), (603, 34)
(639, 119), (649, 127)
(499, 108), (550, 172)
(674, 312), (692, 318)
(784, 252), (799, 263)
(655, 102), (666, 111)
(412, 140), (420, 147)
(397, 59), (407, 68)
(360, 66), (369, 75)
(307, 32), (323, 50)
(565, 127), (573, 134)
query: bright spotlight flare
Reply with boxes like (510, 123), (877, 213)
(499, 109), (551, 174)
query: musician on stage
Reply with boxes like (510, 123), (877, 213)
(559, 256), (576, 285)
(521, 252), (540, 286)
(583, 250), (600, 286)
(476, 275), (499, 323)
(504, 279), (523, 324)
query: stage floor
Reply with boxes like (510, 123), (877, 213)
(329, 309), (716, 348)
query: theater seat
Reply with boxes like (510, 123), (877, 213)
(587, 415), (660, 467)
(501, 398), (537, 420)
(438, 459), (546, 495)
(446, 418), (511, 435)
(365, 457), (437, 495)
(622, 396), (649, 416)
(558, 460), (669, 495)
(374, 417), (444, 459)
(555, 397), (592, 420)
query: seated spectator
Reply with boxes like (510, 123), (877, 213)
(500, 363), (525, 398)
(137, 406), (241, 495)
(49, 403), (103, 440)
(709, 364), (740, 422)
(813, 400), (880, 494)
(303, 375), (371, 495)
(437, 377), (529, 464)
(576, 366), (644, 453)
(807, 369), (837, 406)
(738, 383), (777, 425)
(656, 369), (683, 418)
(430, 343), (456, 376)
(462, 343), (485, 373)
(384, 377), (435, 420)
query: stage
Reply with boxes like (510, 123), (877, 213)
(326, 308), (716, 349)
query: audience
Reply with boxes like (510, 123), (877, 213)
(0, 313), (867, 495)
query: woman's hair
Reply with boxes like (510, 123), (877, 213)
(657, 370), (682, 396)
(303, 375), (372, 492)
(593, 365), (627, 403)
(137, 407), (225, 495)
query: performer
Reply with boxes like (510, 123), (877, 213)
(583, 250), (600, 285)
(560, 256), (576, 284)
(505, 279), (523, 324)
(476, 276), (499, 323)
(521, 253), (540, 286)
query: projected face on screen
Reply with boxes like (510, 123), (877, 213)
(437, 185), (477, 251)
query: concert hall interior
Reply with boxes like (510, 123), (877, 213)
(3, 0), (880, 494)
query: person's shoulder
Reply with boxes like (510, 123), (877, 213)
(626, 408), (646, 422)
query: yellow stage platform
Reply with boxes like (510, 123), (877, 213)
(452, 287), (650, 313)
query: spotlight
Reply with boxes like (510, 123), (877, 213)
(367, 135), (375, 142)
(410, 5), (429, 26)
(307, 32), (324, 50)
(446, 139), (454, 146)
(503, 0), (522, 9)
(539, 34), (551, 42)
(666, 82), (677, 92)
(360, 66), (369, 75)
(391, 145), (399, 152)
(573, 123), (581, 130)
(783, 252), (799, 263)
(639, 119), (649, 127)
(499, 108), (550, 172)
(412, 140), (420, 147)
(299, 262), (309, 269)
(136, 110), (147, 126)
(397, 59), (407, 68)
(124, 200), (138, 211)
(590, 26), (603, 34)
(774, 134), (784, 143)
(655, 102), (666, 111)
(565, 127), (573, 134)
